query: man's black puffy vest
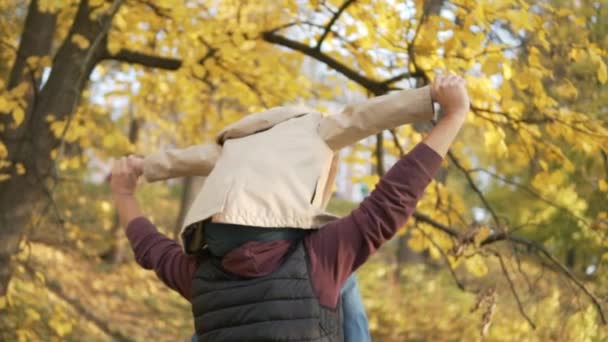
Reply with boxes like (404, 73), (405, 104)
(191, 242), (342, 341)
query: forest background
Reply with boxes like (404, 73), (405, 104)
(0, 0), (607, 341)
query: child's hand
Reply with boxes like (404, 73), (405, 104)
(127, 155), (144, 177)
(431, 74), (470, 119)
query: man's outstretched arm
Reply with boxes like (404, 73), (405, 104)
(110, 157), (199, 300)
(306, 74), (469, 307)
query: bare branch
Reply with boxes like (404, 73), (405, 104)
(262, 31), (388, 95)
(137, 0), (172, 19)
(447, 151), (500, 226)
(468, 167), (591, 228)
(487, 234), (607, 324)
(316, 0), (357, 50)
(416, 226), (470, 292)
(106, 49), (182, 70)
(413, 210), (606, 324)
(388, 129), (405, 157)
(375, 133), (385, 175)
(488, 249), (536, 329)
(380, 71), (422, 86)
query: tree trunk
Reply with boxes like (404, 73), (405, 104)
(0, 0), (124, 296)
(7, 0), (57, 89)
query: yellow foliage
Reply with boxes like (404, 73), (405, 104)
(71, 34), (90, 50)
(464, 254), (489, 277)
(0, 0), (607, 339)
(0, 141), (7, 159)
(599, 180), (608, 192)
(12, 107), (24, 126)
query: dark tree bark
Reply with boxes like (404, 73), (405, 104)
(7, 0), (57, 90)
(0, 0), (124, 296)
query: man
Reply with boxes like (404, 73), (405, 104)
(128, 68), (441, 341)
(112, 74), (469, 341)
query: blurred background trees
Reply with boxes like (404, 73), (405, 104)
(0, 0), (606, 340)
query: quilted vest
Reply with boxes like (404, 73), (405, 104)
(191, 242), (342, 341)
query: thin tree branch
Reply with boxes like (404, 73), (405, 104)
(468, 167), (591, 228)
(484, 234), (607, 324)
(375, 133), (385, 175)
(416, 226), (470, 292)
(262, 31), (387, 95)
(487, 249), (536, 329)
(316, 0), (357, 50)
(137, 0), (172, 19)
(106, 49), (182, 70)
(412, 210), (606, 324)
(380, 71), (422, 86)
(447, 151), (500, 226)
(388, 129), (405, 156)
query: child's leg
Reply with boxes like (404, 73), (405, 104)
(340, 274), (371, 342)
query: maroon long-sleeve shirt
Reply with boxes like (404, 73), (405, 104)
(126, 142), (442, 308)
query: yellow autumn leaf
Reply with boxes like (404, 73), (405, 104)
(114, 14), (128, 30)
(25, 308), (41, 322)
(107, 40), (121, 55)
(598, 60), (607, 84)
(192, 64), (206, 78)
(49, 316), (73, 337)
(100, 200), (112, 213)
(482, 54), (503, 75)
(12, 107), (24, 125)
(464, 254), (488, 277)
(0, 142), (7, 159)
(15, 163), (25, 175)
(555, 80), (579, 99)
(16, 329), (34, 342)
(599, 180), (608, 192)
(503, 62), (512, 80)
(0, 296), (6, 309)
(408, 229), (427, 252)
(71, 34), (90, 50)
(0, 95), (9, 109)
(240, 41), (256, 51)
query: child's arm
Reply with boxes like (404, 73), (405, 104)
(135, 143), (221, 182)
(318, 86), (435, 151)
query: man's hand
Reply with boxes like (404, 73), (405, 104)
(111, 156), (144, 227)
(423, 74), (470, 157)
(431, 74), (470, 118)
(111, 156), (140, 197)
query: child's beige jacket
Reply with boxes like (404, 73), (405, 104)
(143, 86), (434, 253)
